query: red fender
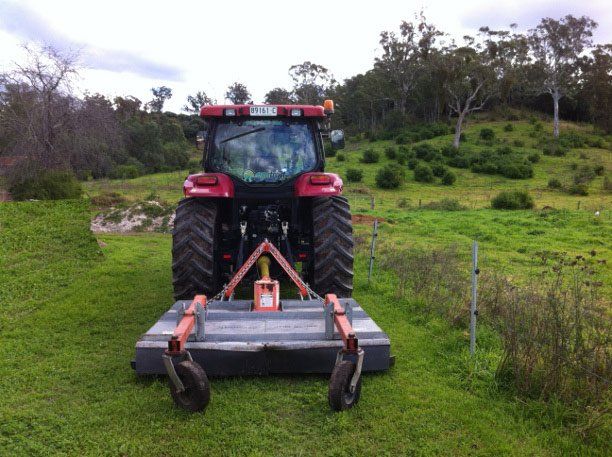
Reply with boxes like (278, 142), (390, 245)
(183, 173), (234, 198)
(294, 172), (343, 197)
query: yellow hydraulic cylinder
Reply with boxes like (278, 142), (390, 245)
(257, 255), (271, 278)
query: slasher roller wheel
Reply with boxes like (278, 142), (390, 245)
(328, 360), (362, 411)
(169, 360), (210, 412)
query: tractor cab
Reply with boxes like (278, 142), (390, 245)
(198, 102), (344, 187)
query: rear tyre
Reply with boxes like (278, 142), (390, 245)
(311, 196), (354, 297)
(172, 198), (220, 300)
(328, 361), (361, 411)
(169, 360), (210, 412)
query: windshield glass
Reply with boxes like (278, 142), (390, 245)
(210, 120), (317, 183)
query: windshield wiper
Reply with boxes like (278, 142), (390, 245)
(220, 127), (266, 144)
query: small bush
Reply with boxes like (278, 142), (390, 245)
(395, 134), (410, 145)
(345, 168), (363, 183)
(496, 145), (513, 155)
(579, 151), (588, 160)
(567, 183), (589, 196)
(479, 128), (495, 140)
(547, 178), (562, 189)
(573, 165), (596, 185)
(397, 197), (410, 208)
(407, 158), (418, 170)
(90, 192), (126, 207)
(447, 154), (469, 169)
(503, 123), (514, 132)
(593, 164), (605, 176)
(603, 176), (612, 192)
(336, 153), (346, 162)
(527, 153), (540, 163)
(112, 165), (141, 179)
(441, 170), (457, 185)
(423, 198), (465, 210)
(375, 164), (405, 189)
(491, 190), (534, 209)
(498, 162), (533, 179)
(431, 162), (447, 178)
(396, 145), (413, 164)
(414, 163), (434, 183)
(586, 137), (604, 148)
(384, 146), (397, 159)
(360, 148), (380, 163)
(542, 142), (568, 157)
(325, 148), (337, 158)
(413, 143), (438, 160)
(9, 170), (82, 201)
(533, 122), (543, 132)
(513, 139), (525, 147)
(186, 159), (202, 174)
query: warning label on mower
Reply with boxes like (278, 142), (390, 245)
(260, 294), (274, 308)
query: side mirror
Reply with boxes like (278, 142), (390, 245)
(196, 130), (208, 151)
(330, 129), (345, 150)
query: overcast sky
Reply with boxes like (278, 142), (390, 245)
(1, 0), (610, 112)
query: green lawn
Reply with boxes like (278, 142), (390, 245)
(0, 201), (609, 455)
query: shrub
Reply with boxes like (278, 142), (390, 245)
(112, 164), (141, 179)
(9, 170), (83, 201)
(336, 153), (346, 162)
(547, 178), (562, 189)
(491, 190), (534, 209)
(527, 153), (540, 163)
(579, 151), (588, 160)
(558, 131), (587, 148)
(593, 164), (605, 176)
(395, 134), (409, 145)
(567, 183), (589, 196)
(498, 162), (533, 179)
(375, 164), (405, 189)
(586, 137), (604, 148)
(325, 148), (337, 157)
(513, 139), (525, 147)
(396, 145), (413, 164)
(447, 154), (469, 169)
(423, 198), (464, 210)
(360, 148), (380, 163)
(413, 143), (438, 160)
(573, 165), (596, 184)
(414, 163), (434, 183)
(186, 158), (202, 174)
(345, 168), (363, 183)
(503, 123), (514, 132)
(440, 144), (458, 157)
(407, 158), (418, 170)
(496, 145), (513, 155)
(441, 170), (457, 185)
(533, 122), (543, 132)
(384, 146), (397, 160)
(90, 192), (126, 207)
(604, 176), (612, 192)
(431, 162), (447, 178)
(542, 142), (568, 157)
(479, 128), (495, 140)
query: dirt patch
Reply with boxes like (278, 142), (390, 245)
(91, 200), (175, 233)
(352, 214), (384, 225)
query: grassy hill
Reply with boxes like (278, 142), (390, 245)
(0, 201), (608, 455)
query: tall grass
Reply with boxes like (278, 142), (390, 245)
(378, 245), (611, 437)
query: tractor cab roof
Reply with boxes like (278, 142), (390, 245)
(199, 101), (333, 119)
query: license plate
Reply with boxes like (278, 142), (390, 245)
(250, 106), (277, 116)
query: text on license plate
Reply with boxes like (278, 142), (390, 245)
(250, 106), (277, 116)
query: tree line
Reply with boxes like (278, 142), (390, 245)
(0, 12), (609, 194)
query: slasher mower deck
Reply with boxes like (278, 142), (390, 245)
(132, 240), (392, 412)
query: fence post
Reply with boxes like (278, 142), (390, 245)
(370, 195), (375, 210)
(368, 219), (378, 283)
(470, 241), (479, 356)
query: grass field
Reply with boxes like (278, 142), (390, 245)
(1, 117), (610, 455)
(1, 201), (609, 456)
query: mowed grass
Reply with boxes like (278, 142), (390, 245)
(0, 201), (609, 455)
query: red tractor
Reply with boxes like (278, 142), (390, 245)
(133, 101), (391, 413)
(173, 101), (352, 301)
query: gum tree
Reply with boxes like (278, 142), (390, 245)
(528, 15), (597, 138)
